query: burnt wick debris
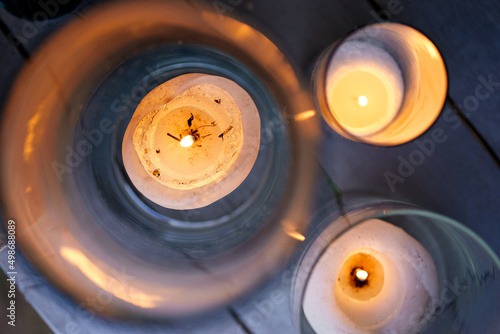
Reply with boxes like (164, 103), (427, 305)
(153, 169), (160, 177)
(167, 133), (180, 142)
(156, 149), (160, 153)
(218, 125), (233, 141)
(214, 99), (221, 104)
(187, 113), (194, 127)
(195, 121), (217, 130)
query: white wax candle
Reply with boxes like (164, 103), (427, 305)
(325, 41), (404, 137)
(303, 219), (439, 333)
(122, 74), (260, 210)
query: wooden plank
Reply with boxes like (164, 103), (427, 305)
(371, 0), (500, 159)
(230, 172), (337, 334)
(0, 30), (24, 111)
(231, 271), (295, 334)
(0, 0), (95, 54)
(0, 251), (247, 334)
(225, 0), (377, 75)
(317, 103), (500, 256)
(225, 5), (373, 331)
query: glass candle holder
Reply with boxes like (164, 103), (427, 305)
(292, 196), (500, 333)
(0, 0), (318, 318)
(313, 23), (447, 145)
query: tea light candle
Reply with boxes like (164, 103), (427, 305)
(303, 219), (439, 333)
(122, 74), (260, 210)
(325, 41), (404, 137)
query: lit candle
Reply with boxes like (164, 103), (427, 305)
(303, 219), (439, 333)
(325, 41), (404, 137)
(122, 74), (260, 210)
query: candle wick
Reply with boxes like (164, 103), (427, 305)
(358, 95), (368, 107)
(180, 134), (196, 148)
(354, 268), (368, 283)
(218, 125), (233, 141)
(187, 113), (194, 127)
(194, 121), (217, 130)
(167, 133), (181, 142)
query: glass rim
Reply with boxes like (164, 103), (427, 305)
(312, 22), (448, 146)
(291, 196), (500, 332)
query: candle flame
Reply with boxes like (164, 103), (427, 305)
(180, 135), (196, 147)
(355, 269), (368, 281)
(358, 95), (368, 107)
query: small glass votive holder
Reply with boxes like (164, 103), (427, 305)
(291, 196), (500, 333)
(313, 23), (447, 145)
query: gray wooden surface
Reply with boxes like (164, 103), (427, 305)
(373, 0), (500, 160)
(0, 0), (499, 333)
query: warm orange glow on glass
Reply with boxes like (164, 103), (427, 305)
(281, 219), (306, 241)
(287, 230), (306, 241)
(60, 247), (165, 308)
(294, 110), (316, 121)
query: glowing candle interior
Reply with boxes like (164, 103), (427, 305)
(358, 95), (368, 107)
(122, 74), (261, 210)
(180, 134), (196, 148)
(303, 219), (439, 333)
(325, 41), (404, 137)
(354, 268), (368, 281)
